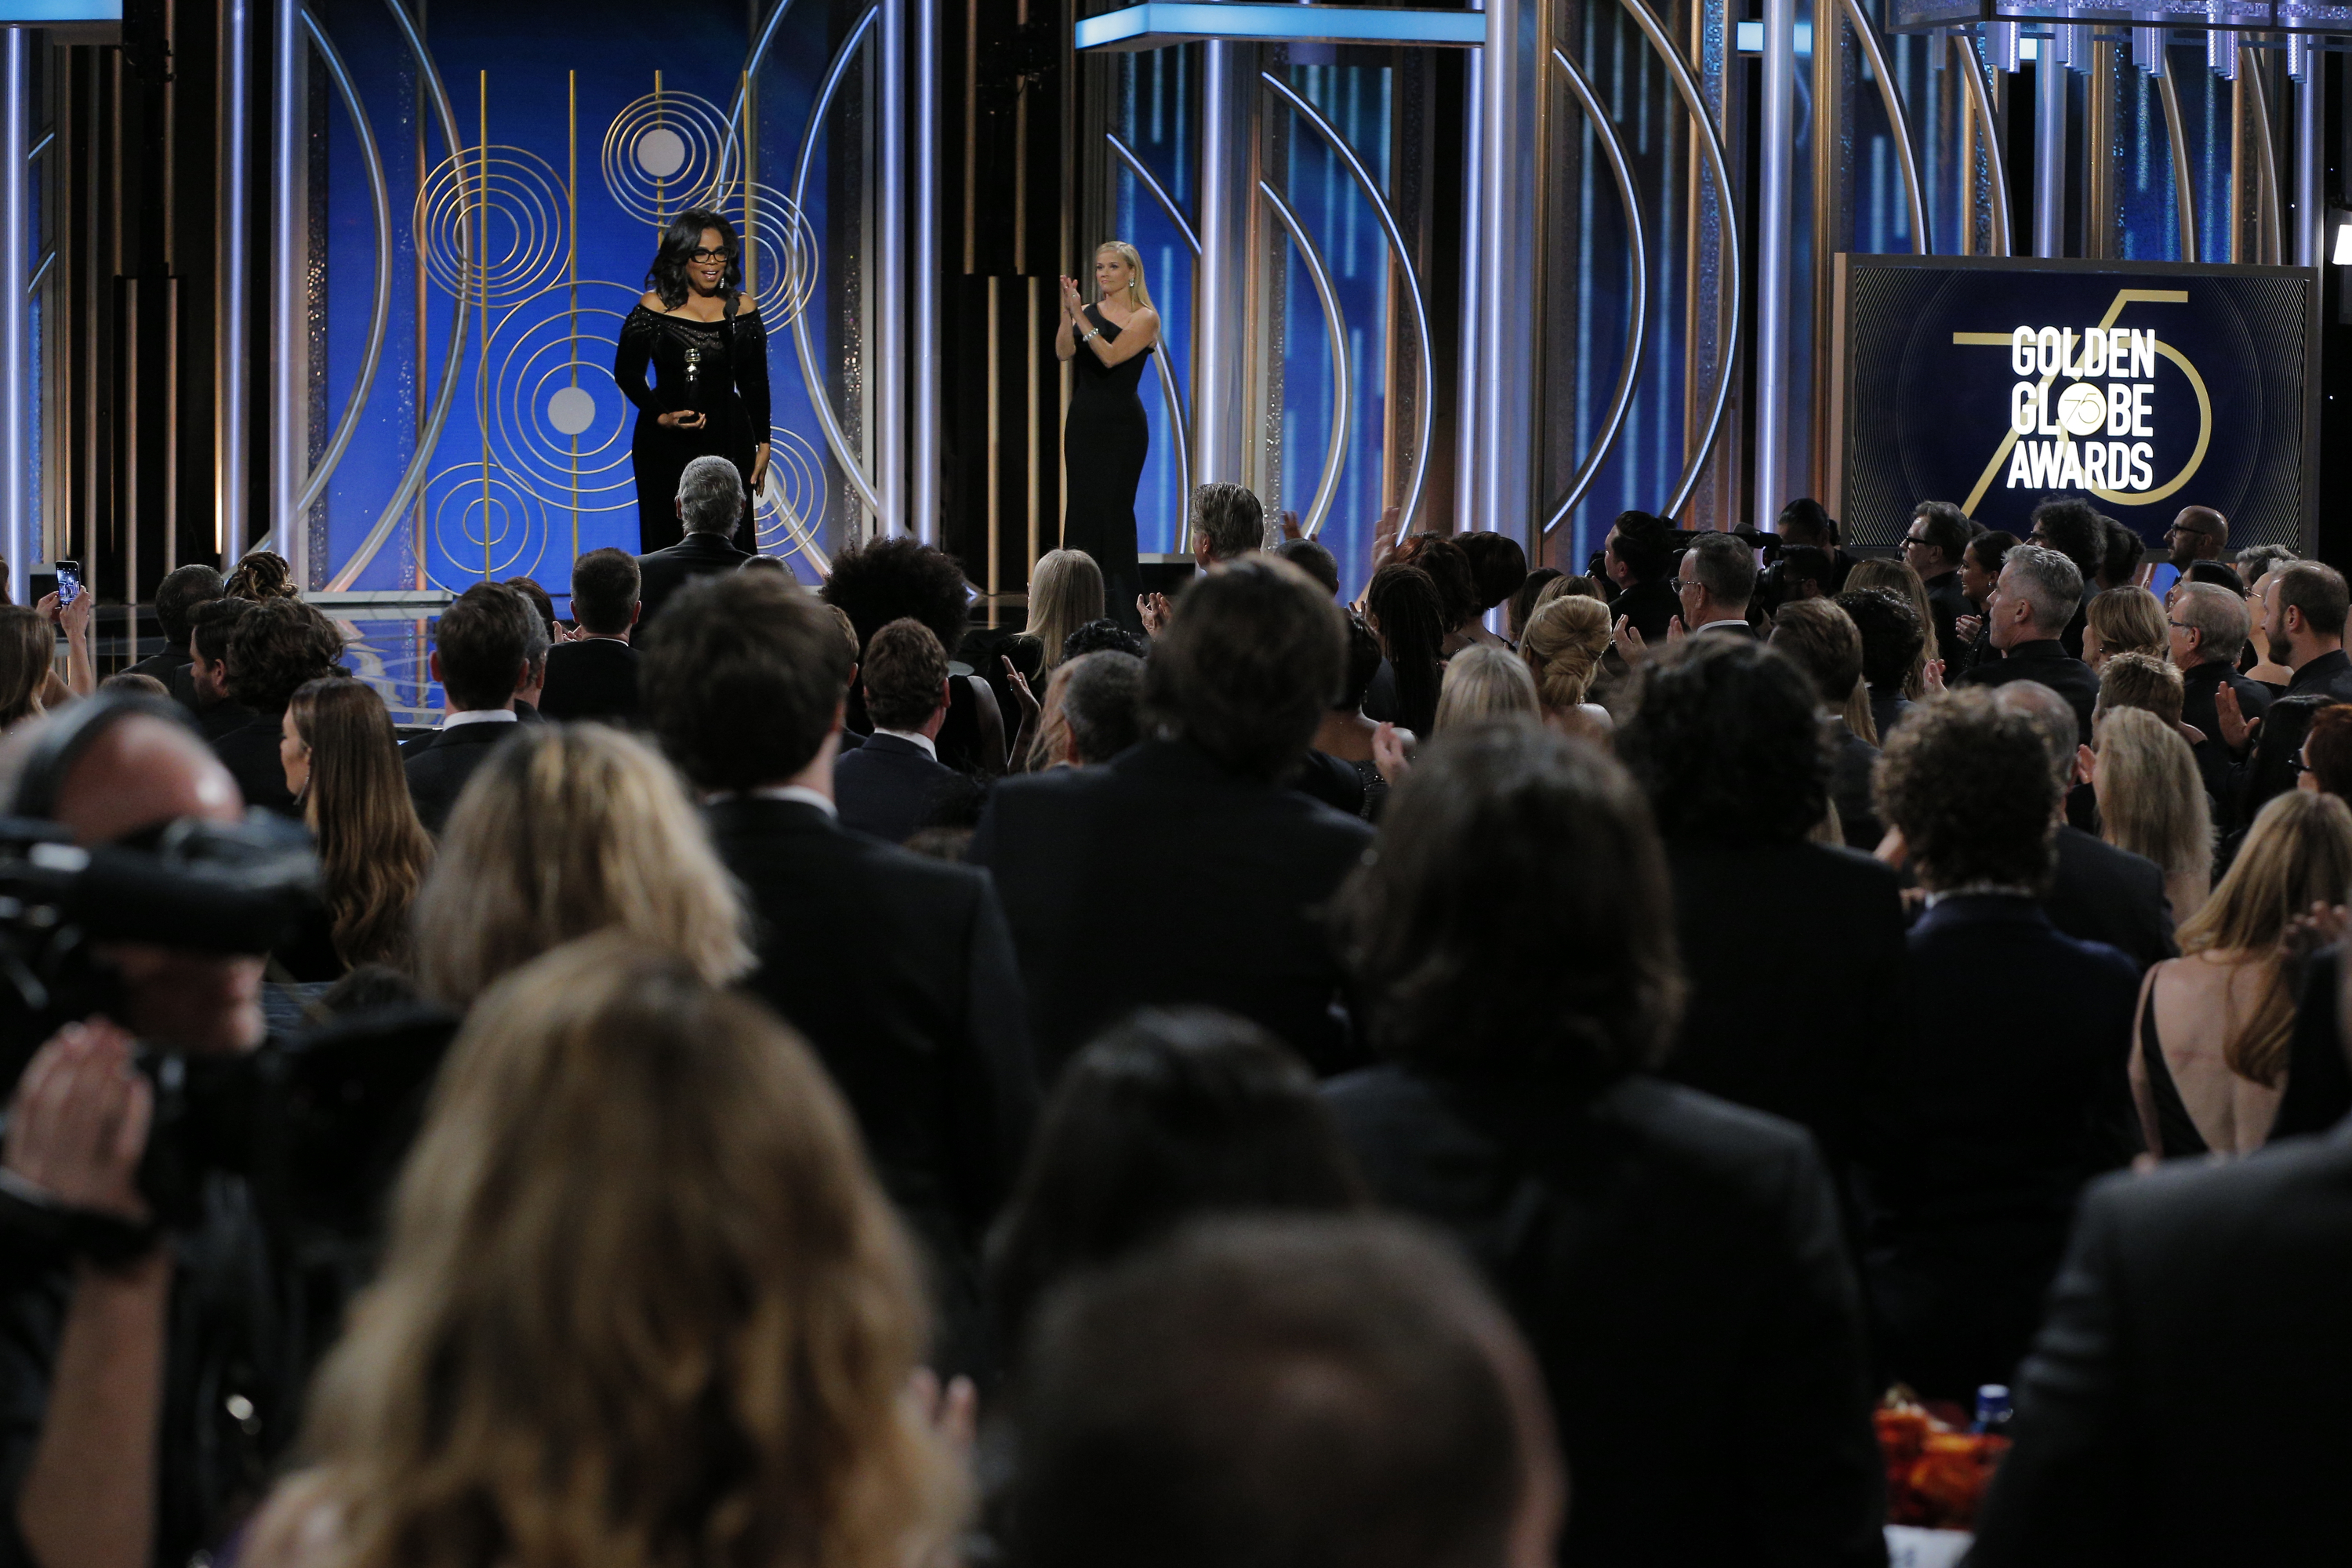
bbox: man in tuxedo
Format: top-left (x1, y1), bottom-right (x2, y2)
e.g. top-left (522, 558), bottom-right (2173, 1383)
top-left (210, 597), bottom-right (347, 817)
top-left (2168, 583), bottom-right (2271, 821)
top-left (833, 616), bottom-right (963, 843)
top-left (1970, 943), bottom-right (2352, 1566)
top-left (1055, 649), bottom-right (1146, 765)
top-left (2161, 504), bottom-right (2228, 572)
top-left (2024, 499), bottom-right (2106, 659)
top-left (125, 564), bottom-right (223, 693)
top-left (636, 455), bottom-right (752, 626)
top-left (1900, 501), bottom-right (1974, 666)
top-left (401, 583), bottom-right (533, 833)
top-left (1995, 681), bottom-right (2177, 971)
top-left (1601, 512), bottom-right (1681, 644)
top-left (1673, 530), bottom-right (1758, 638)
top-left (641, 570), bottom-right (1034, 1373)
top-left (971, 556), bottom-right (1374, 1076)
top-left (179, 598), bottom-right (256, 742)
top-left (537, 547), bottom-right (641, 724)
top-left (1191, 481), bottom-right (1266, 566)
top-left (1957, 544), bottom-right (2100, 740)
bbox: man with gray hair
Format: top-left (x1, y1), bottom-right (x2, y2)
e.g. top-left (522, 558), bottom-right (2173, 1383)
top-left (1191, 481), bottom-right (1265, 567)
top-left (1957, 543), bottom-right (2100, 740)
top-left (1992, 681), bottom-right (2177, 971)
top-left (636, 452), bottom-right (752, 626)
top-left (1674, 530), bottom-right (1758, 636)
top-left (1057, 649), bottom-right (1146, 764)
top-left (2167, 581), bottom-right (2272, 816)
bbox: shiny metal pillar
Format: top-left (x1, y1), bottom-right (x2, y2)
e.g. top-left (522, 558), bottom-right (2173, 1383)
top-left (2034, 50), bottom-right (2066, 256)
top-left (912, 0), bottom-right (938, 542)
top-left (1461, 0), bottom-right (1540, 543)
top-left (269, 0), bottom-right (305, 577)
top-left (219, 0), bottom-right (252, 561)
top-left (1752, 0), bottom-right (1794, 530)
top-left (1, 31), bottom-right (27, 607)
top-left (877, 0), bottom-right (908, 535)
top-left (2293, 56), bottom-right (2321, 267)
top-left (1192, 42), bottom-right (1255, 492)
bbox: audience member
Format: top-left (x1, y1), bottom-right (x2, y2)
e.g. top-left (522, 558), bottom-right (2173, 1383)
top-left (1900, 499), bottom-right (1974, 663)
top-left (125, 563), bottom-right (224, 689)
top-left (216, 597), bottom-right (348, 816)
top-left (274, 676), bottom-right (434, 978)
top-left (1013, 1215), bottom-right (1562, 1568)
top-left (502, 574), bottom-right (559, 641)
top-left (223, 547), bottom-right (296, 601)
top-left (1951, 527), bottom-right (2019, 670)
top-left (2256, 561), bottom-right (2352, 701)
top-left (1619, 637), bottom-right (1906, 1172)
top-left (1393, 534), bottom-right (1485, 651)
top-left (1272, 535), bottom-right (1341, 598)
top-left (1433, 644), bottom-right (1541, 731)
top-left (1861, 689), bottom-right (2140, 1399)
top-left (1957, 544), bottom-right (2100, 739)
top-left (1844, 559), bottom-right (1936, 699)
top-left (245, 937), bottom-right (962, 1568)
top-left (181, 597), bottom-right (258, 740)
top-left (1835, 586), bottom-right (1922, 742)
top-left (2097, 517), bottom-right (2147, 591)
top-left (1769, 597), bottom-right (1883, 848)
top-left (2218, 694), bottom-right (2336, 865)
top-left (98, 671), bottom-right (169, 699)
top-left (1672, 530), bottom-right (1758, 638)
top-left (536, 546), bottom-right (641, 724)
top-left (641, 570), bottom-right (1036, 1369)
top-left (1061, 615), bottom-right (1149, 662)
top-left (2163, 504), bottom-right (2229, 570)
top-left (1971, 916), bottom-right (2352, 1566)
top-left (1772, 545), bottom-right (1837, 606)
top-left (2093, 650), bottom-right (2184, 731)
top-left (2167, 581), bottom-right (2271, 816)
top-left (1190, 481), bottom-right (1265, 567)
top-left (2182, 559), bottom-right (2245, 601)
top-left (824, 536), bottom-right (1005, 773)
top-left (1518, 593), bottom-right (1613, 739)
top-left (2090, 706), bottom-right (2211, 925)
top-left (1054, 648), bottom-right (1145, 764)
top-left (0, 606), bottom-right (52, 731)
top-left (2301, 702), bottom-right (2352, 797)
top-left (1601, 511), bottom-right (1680, 644)
top-left (29, 583), bottom-right (93, 706)
top-left (410, 722), bottom-right (752, 1008)
top-left (1310, 614), bottom-right (1388, 818)
top-left (2239, 565), bottom-right (2298, 687)
top-left (1363, 562), bottom-right (1446, 738)
top-left (401, 583), bottom-right (533, 833)
top-left (972, 557), bottom-right (1372, 1075)
top-left (2024, 497), bottom-right (2106, 656)
top-left (1777, 496), bottom-right (1856, 590)
top-left (1019, 548), bottom-right (1106, 679)
top-left (837, 617), bottom-right (966, 844)
top-left (985, 1008), bottom-right (1366, 1361)
top-left (2082, 585), bottom-right (2165, 670)
top-left (2127, 789), bottom-right (2352, 1160)
top-left (1324, 722), bottom-right (1885, 1567)
top-left (1458, 532), bottom-right (1530, 629)
top-left (636, 456), bottom-right (753, 625)
top-left (2233, 541), bottom-right (2295, 593)
top-left (1506, 565), bottom-right (1564, 641)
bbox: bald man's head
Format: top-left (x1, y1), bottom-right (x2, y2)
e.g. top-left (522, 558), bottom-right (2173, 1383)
top-left (2169, 506), bottom-right (2227, 568)
top-left (49, 714), bottom-right (243, 845)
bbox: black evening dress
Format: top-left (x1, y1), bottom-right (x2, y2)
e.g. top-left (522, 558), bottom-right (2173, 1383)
top-left (614, 300), bottom-right (771, 554)
top-left (1062, 303), bottom-right (1150, 626)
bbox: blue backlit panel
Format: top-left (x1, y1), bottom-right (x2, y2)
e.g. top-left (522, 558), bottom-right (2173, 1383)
top-left (0, 1), bottom-right (120, 17)
top-left (1076, 3), bottom-right (1483, 52)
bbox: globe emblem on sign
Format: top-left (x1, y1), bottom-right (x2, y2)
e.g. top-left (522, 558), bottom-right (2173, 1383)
top-left (635, 128), bottom-right (688, 179)
top-left (546, 386), bottom-right (597, 437)
top-left (2057, 382), bottom-right (2107, 437)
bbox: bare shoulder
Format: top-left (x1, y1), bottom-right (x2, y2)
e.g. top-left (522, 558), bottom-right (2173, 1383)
top-left (637, 290), bottom-right (666, 311)
top-left (736, 291), bottom-right (760, 314)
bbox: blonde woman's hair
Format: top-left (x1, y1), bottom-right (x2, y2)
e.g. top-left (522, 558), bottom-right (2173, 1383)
top-left (412, 724), bottom-right (752, 1007)
top-left (257, 935), bottom-right (961, 1568)
top-left (1022, 549), bottom-right (1106, 674)
top-left (1533, 574), bottom-right (1604, 613)
top-left (1519, 594), bottom-right (1612, 711)
top-left (2093, 706), bottom-right (2212, 923)
top-left (2174, 790), bottom-right (2352, 1086)
top-left (0, 607), bottom-right (51, 729)
top-left (1094, 241), bottom-right (1154, 312)
top-left (1844, 558), bottom-right (1936, 699)
top-left (1432, 644), bottom-right (1540, 732)
top-left (2085, 585), bottom-right (2168, 661)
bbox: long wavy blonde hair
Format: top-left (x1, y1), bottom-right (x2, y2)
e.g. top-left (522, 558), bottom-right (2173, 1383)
top-left (251, 935), bottom-right (962, 1568)
top-left (1094, 241), bottom-right (1154, 312)
top-left (1022, 549), bottom-right (1105, 674)
top-left (2093, 706), bottom-right (2212, 923)
top-left (411, 724), bottom-right (752, 1007)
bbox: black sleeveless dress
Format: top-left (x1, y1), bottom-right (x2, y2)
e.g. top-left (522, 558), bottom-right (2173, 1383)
top-left (1062, 303), bottom-right (1150, 626)
top-left (614, 301), bottom-right (771, 554)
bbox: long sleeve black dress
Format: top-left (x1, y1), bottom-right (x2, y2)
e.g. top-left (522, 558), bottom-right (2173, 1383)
top-left (1061, 303), bottom-right (1150, 625)
top-left (613, 300), bottom-right (771, 553)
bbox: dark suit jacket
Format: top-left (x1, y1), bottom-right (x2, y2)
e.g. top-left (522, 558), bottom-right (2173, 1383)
top-left (706, 795), bottom-right (1035, 1368)
top-left (2180, 658), bottom-right (2273, 827)
top-left (537, 637), bottom-right (639, 724)
top-left (1867, 684), bottom-right (1910, 747)
top-left (2285, 647), bottom-right (2352, 702)
top-left (1664, 840), bottom-right (1907, 1181)
top-left (1922, 568), bottom-right (1970, 666)
top-left (1970, 1123), bottom-right (2352, 1566)
top-left (636, 532), bottom-right (751, 626)
top-left (1323, 1067), bottom-right (1886, 1568)
top-left (1612, 577), bottom-right (1682, 644)
top-left (2045, 826), bottom-right (2176, 972)
top-left (401, 719), bottom-right (523, 833)
top-left (1857, 895), bottom-right (2141, 1399)
top-left (193, 697), bottom-right (256, 744)
top-left (123, 648), bottom-right (192, 690)
top-left (833, 731), bottom-right (962, 844)
top-left (2271, 949), bottom-right (2351, 1141)
top-left (211, 710), bottom-right (298, 817)
top-left (969, 739), bottom-right (1375, 1076)
top-left (1955, 639), bottom-right (2100, 741)
top-left (1826, 721), bottom-right (1882, 851)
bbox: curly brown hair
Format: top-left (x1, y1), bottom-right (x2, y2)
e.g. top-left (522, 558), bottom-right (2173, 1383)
top-left (1873, 689), bottom-right (2056, 891)
top-left (224, 548), bottom-right (298, 601)
top-left (227, 597), bottom-right (347, 713)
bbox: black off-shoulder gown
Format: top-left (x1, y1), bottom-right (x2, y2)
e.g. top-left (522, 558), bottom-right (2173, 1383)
top-left (1062, 304), bottom-right (1151, 625)
top-left (614, 301), bottom-right (771, 554)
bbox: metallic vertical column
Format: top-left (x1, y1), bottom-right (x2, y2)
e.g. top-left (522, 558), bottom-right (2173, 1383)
top-left (269, 0), bottom-right (304, 577)
top-left (911, 0), bottom-right (938, 543)
top-left (0, 30), bottom-right (24, 608)
top-left (2033, 43), bottom-right (2066, 256)
top-left (220, 0), bottom-right (251, 561)
top-left (2293, 49), bottom-right (2320, 267)
top-left (1752, 0), bottom-right (1795, 530)
top-left (1453, 44), bottom-right (1482, 535)
top-left (1193, 42), bottom-right (1254, 494)
top-left (1468, 0), bottom-right (1538, 543)
top-left (877, 0), bottom-right (907, 535)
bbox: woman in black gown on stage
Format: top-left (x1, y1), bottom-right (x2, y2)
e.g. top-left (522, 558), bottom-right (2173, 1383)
top-left (614, 209), bottom-right (771, 554)
top-left (1058, 242), bottom-right (1160, 624)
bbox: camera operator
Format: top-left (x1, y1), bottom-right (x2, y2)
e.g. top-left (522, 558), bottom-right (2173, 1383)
top-left (0, 700), bottom-right (276, 1568)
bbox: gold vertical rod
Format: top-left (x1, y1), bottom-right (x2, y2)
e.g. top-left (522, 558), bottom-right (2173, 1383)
top-left (568, 69), bottom-right (579, 565)
top-left (2230, 72), bottom-right (2243, 264)
top-left (987, 274), bottom-right (1000, 612)
top-left (2085, 41), bottom-right (2114, 258)
top-left (742, 71), bottom-right (757, 296)
top-left (1026, 278), bottom-right (1038, 586)
top-left (412, 1), bottom-right (428, 589)
top-left (1809, 0), bottom-right (1842, 499)
top-left (479, 70), bottom-right (490, 582)
top-left (654, 68), bottom-right (665, 228)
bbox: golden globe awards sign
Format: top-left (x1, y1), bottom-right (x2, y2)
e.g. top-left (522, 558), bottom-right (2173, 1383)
top-left (1831, 256), bottom-right (2318, 553)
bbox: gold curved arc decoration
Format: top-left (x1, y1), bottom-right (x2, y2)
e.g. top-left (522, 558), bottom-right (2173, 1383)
top-left (1952, 31), bottom-right (2011, 256)
top-left (1842, 0), bottom-right (1926, 254)
top-left (2086, 339), bottom-right (2210, 506)
top-left (1258, 177), bottom-right (1351, 540)
top-left (2157, 68), bottom-right (2198, 261)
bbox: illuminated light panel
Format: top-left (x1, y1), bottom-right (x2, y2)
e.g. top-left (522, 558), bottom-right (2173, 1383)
top-left (0, 0), bottom-right (121, 15)
top-left (1074, 2), bottom-right (1485, 51)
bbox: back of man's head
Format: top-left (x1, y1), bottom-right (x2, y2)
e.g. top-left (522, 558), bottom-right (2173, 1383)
top-left (1064, 616), bottom-right (1152, 662)
top-left (1911, 502), bottom-right (1970, 566)
top-left (1272, 536), bottom-right (1341, 598)
top-left (2028, 497), bottom-right (2107, 579)
top-left (862, 617), bottom-right (950, 731)
top-left (2100, 519), bottom-right (2146, 586)
top-left (2276, 561), bottom-right (2351, 643)
top-left (1767, 598), bottom-right (1863, 707)
top-left (571, 549), bottom-right (642, 636)
top-left (434, 583), bottom-right (531, 713)
top-left (189, 596), bottom-right (255, 670)
top-left (154, 564), bottom-right (226, 648)
top-left (2173, 582), bottom-right (2249, 666)
top-left (2095, 651), bottom-right (2184, 731)
top-left (1776, 497), bottom-right (1835, 548)
top-left (1145, 557), bottom-right (1346, 782)
top-left (677, 454), bottom-right (746, 535)
top-left (1991, 680), bottom-right (2081, 795)
top-left (1616, 637), bottom-right (1829, 849)
top-left (228, 597), bottom-right (348, 713)
top-left (642, 572), bottom-right (851, 791)
top-left (1877, 689), bottom-right (2058, 894)
top-left (1686, 531), bottom-right (1756, 610)
top-left (2185, 558), bottom-right (2245, 597)
top-left (2002, 544), bottom-right (2083, 636)
top-left (1192, 483), bottom-right (1266, 564)
top-left (1015, 1214), bottom-right (1556, 1568)
top-left (1062, 649), bottom-right (1147, 764)
top-left (1608, 513), bottom-right (1675, 583)
top-left (1457, 532), bottom-right (1530, 612)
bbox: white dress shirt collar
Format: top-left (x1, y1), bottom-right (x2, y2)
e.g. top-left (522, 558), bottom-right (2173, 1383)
top-left (871, 727), bottom-right (939, 761)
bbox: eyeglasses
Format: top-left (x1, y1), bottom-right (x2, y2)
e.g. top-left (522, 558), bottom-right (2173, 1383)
top-left (1901, 534), bottom-right (1931, 548)
top-left (2027, 528), bottom-right (2050, 543)
top-left (2167, 620), bottom-right (2196, 632)
top-left (687, 247), bottom-right (735, 263)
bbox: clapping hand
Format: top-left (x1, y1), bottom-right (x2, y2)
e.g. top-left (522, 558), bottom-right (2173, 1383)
top-left (1137, 591), bottom-right (1173, 637)
top-left (1058, 276), bottom-right (1084, 321)
top-left (1280, 509), bottom-right (1303, 542)
top-left (1001, 655), bottom-right (1039, 727)
top-left (2214, 683), bottom-right (2256, 753)
top-left (1955, 613), bottom-right (1982, 645)
top-left (1613, 615), bottom-right (1649, 662)
top-left (2282, 900), bottom-right (2351, 964)
top-left (1922, 658), bottom-right (1947, 695)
